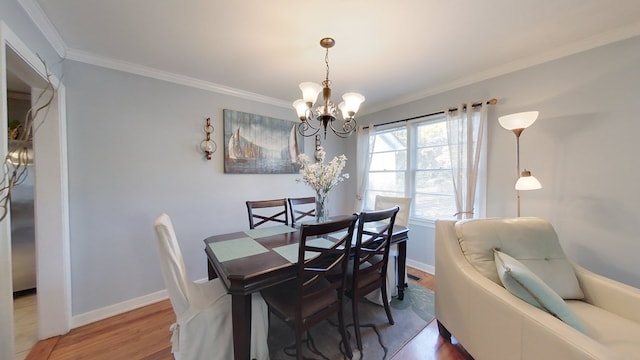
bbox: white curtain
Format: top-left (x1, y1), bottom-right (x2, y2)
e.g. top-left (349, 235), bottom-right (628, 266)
top-left (446, 102), bottom-right (488, 219)
top-left (354, 125), bottom-right (376, 212)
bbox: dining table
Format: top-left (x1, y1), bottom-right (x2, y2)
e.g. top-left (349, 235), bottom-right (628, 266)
top-left (203, 216), bottom-right (409, 360)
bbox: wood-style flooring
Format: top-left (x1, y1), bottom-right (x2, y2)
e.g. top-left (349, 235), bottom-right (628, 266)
top-left (26, 267), bottom-right (473, 359)
top-left (14, 290), bottom-right (38, 360)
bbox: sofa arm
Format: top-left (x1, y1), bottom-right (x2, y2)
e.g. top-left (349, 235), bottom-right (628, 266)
top-left (574, 263), bottom-right (640, 324)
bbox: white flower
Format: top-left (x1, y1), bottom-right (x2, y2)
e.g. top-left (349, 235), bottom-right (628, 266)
top-left (297, 152), bottom-right (349, 195)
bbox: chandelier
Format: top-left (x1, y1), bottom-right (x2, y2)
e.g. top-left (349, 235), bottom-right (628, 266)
top-left (293, 37), bottom-right (365, 138)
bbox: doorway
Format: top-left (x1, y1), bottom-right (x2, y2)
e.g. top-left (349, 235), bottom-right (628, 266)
top-left (1, 23), bottom-right (71, 360)
top-left (7, 87), bottom-right (37, 359)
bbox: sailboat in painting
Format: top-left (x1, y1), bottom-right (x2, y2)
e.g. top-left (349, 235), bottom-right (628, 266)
top-left (288, 125), bottom-right (300, 164)
top-left (227, 128), bottom-right (259, 161)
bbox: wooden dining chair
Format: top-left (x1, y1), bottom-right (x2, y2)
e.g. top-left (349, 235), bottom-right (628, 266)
top-left (287, 196), bottom-right (316, 225)
top-left (261, 215), bottom-right (358, 359)
top-left (347, 206), bottom-right (399, 351)
top-left (246, 198), bottom-right (289, 229)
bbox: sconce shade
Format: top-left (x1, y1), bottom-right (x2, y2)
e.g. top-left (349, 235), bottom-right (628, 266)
top-left (499, 111), bottom-right (539, 130)
top-left (515, 169), bottom-right (542, 190)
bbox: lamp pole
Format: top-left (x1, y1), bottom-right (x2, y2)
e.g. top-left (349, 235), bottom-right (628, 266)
top-left (513, 128), bottom-right (524, 217)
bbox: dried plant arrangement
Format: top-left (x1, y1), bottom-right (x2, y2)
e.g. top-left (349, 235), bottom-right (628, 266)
top-left (0, 58), bottom-right (56, 222)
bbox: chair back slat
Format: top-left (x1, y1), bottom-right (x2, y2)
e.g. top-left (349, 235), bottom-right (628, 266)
top-left (288, 197), bottom-right (316, 225)
top-left (246, 198), bottom-right (289, 229)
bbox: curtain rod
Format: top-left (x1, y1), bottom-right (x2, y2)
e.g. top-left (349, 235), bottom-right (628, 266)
top-left (363, 98), bottom-right (497, 129)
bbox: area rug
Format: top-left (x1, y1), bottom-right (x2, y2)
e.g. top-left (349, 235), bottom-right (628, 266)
top-left (267, 285), bottom-right (435, 360)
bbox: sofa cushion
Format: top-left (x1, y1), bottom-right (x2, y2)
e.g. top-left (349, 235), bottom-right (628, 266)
top-left (455, 217), bottom-right (584, 299)
top-left (567, 300), bottom-right (640, 360)
top-left (494, 250), bottom-right (588, 334)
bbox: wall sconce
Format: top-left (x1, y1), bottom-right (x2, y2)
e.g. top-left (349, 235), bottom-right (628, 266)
top-left (498, 111), bottom-right (542, 216)
top-left (199, 117), bottom-right (216, 160)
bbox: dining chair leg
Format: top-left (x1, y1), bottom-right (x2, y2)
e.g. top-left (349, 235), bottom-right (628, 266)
top-left (295, 328), bottom-right (304, 360)
top-left (381, 284), bottom-right (395, 325)
top-left (352, 294), bottom-right (363, 351)
top-left (338, 303), bottom-right (353, 358)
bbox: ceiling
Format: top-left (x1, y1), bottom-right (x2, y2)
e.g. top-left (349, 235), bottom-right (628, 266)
top-left (25, 1), bottom-right (640, 113)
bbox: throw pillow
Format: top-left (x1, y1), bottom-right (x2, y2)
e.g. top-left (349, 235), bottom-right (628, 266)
top-left (494, 249), bottom-right (588, 334)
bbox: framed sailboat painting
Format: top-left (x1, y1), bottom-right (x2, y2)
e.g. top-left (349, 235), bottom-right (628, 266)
top-left (223, 109), bottom-right (304, 174)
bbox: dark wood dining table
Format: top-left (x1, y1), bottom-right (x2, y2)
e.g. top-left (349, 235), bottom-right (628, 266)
top-left (203, 217), bottom-right (409, 360)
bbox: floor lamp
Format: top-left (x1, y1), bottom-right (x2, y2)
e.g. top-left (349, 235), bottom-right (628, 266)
top-left (498, 111), bottom-right (542, 216)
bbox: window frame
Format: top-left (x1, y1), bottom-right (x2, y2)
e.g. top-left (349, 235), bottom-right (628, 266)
top-left (363, 114), bottom-right (487, 224)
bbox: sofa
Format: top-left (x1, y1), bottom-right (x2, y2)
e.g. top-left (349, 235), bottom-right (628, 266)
top-left (435, 217), bottom-right (640, 360)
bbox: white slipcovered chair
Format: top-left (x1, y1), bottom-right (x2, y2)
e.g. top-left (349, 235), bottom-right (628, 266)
top-left (435, 217), bottom-right (640, 360)
top-left (365, 195), bottom-right (411, 305)
top-left (153, 214), bottom-right (270, 360)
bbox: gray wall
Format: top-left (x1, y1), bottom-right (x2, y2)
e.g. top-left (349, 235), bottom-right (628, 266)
top-left (63, 60), bottom-right (352, 314)
top-left (358, 35), bottom-right (640, 288)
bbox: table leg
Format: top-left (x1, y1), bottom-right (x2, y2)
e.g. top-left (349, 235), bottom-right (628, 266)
top-left (397, 241), bottom-right (407, 300)
top-left (207, 260), bottom-right (218, 280)
top-left (232, 293), bottom-right (252, 360)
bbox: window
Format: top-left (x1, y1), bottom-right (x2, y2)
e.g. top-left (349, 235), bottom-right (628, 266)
top-left (364, 115), bottom-right (460, 221)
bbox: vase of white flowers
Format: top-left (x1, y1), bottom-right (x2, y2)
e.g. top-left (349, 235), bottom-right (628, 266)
top-left (296, 147), bottom-right (349, 222)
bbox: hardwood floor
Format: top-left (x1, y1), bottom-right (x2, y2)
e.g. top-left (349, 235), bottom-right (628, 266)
top-left (28, 267), bottom-right (472, 359)
top-left (14, 290), bottom-right (38, 360)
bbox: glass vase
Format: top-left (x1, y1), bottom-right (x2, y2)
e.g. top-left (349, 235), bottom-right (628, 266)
top-left (315, 191), bottom-right (329, 222)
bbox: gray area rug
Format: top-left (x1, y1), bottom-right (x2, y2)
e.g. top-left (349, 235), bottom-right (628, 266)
top-left (267, 285), bottom-right (435, 360)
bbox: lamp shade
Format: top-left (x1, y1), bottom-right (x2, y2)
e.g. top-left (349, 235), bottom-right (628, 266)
top-left (292, 99), bottom-right (308, 119)
top-left (299, 82), bottom-right (322, 105)
top-left (341, 92), bottom-right (365, 116)
top-left (498, 111), bottom-right (539, 130)
top-left (515, 169), bottom-right (542, 190)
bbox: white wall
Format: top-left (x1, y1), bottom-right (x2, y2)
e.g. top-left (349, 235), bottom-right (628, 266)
top-left (358, 35), bottom-right (640, 288)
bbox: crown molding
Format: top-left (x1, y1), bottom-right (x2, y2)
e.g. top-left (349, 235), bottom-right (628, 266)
top-left (65, 48), bottom-right (291, 108)
top-left (17, 0), bottom-right (66, 58)
top-left (17, 0), bottom-right (290, 108)
top-left (363, 21), bottom-right (640, 115)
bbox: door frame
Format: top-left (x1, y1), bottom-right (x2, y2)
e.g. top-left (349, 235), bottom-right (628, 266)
top-left (0, 21), bottom-right (70, 359)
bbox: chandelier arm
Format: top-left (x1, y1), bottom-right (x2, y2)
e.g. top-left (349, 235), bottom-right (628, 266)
top-left (327, 118), bottom-right (357, 138)
top-left (297, 121), bottom-right (321, 138)
top-left (304, 108), bottom-right (319, 130)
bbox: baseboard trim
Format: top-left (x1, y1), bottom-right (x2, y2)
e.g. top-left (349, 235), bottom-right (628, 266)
top-left (407, 259), bottom-right (435, 275)
top-left (70, 278), bottom-right (211, 329)
top-left (71, 289), bottom-right (169, 329)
